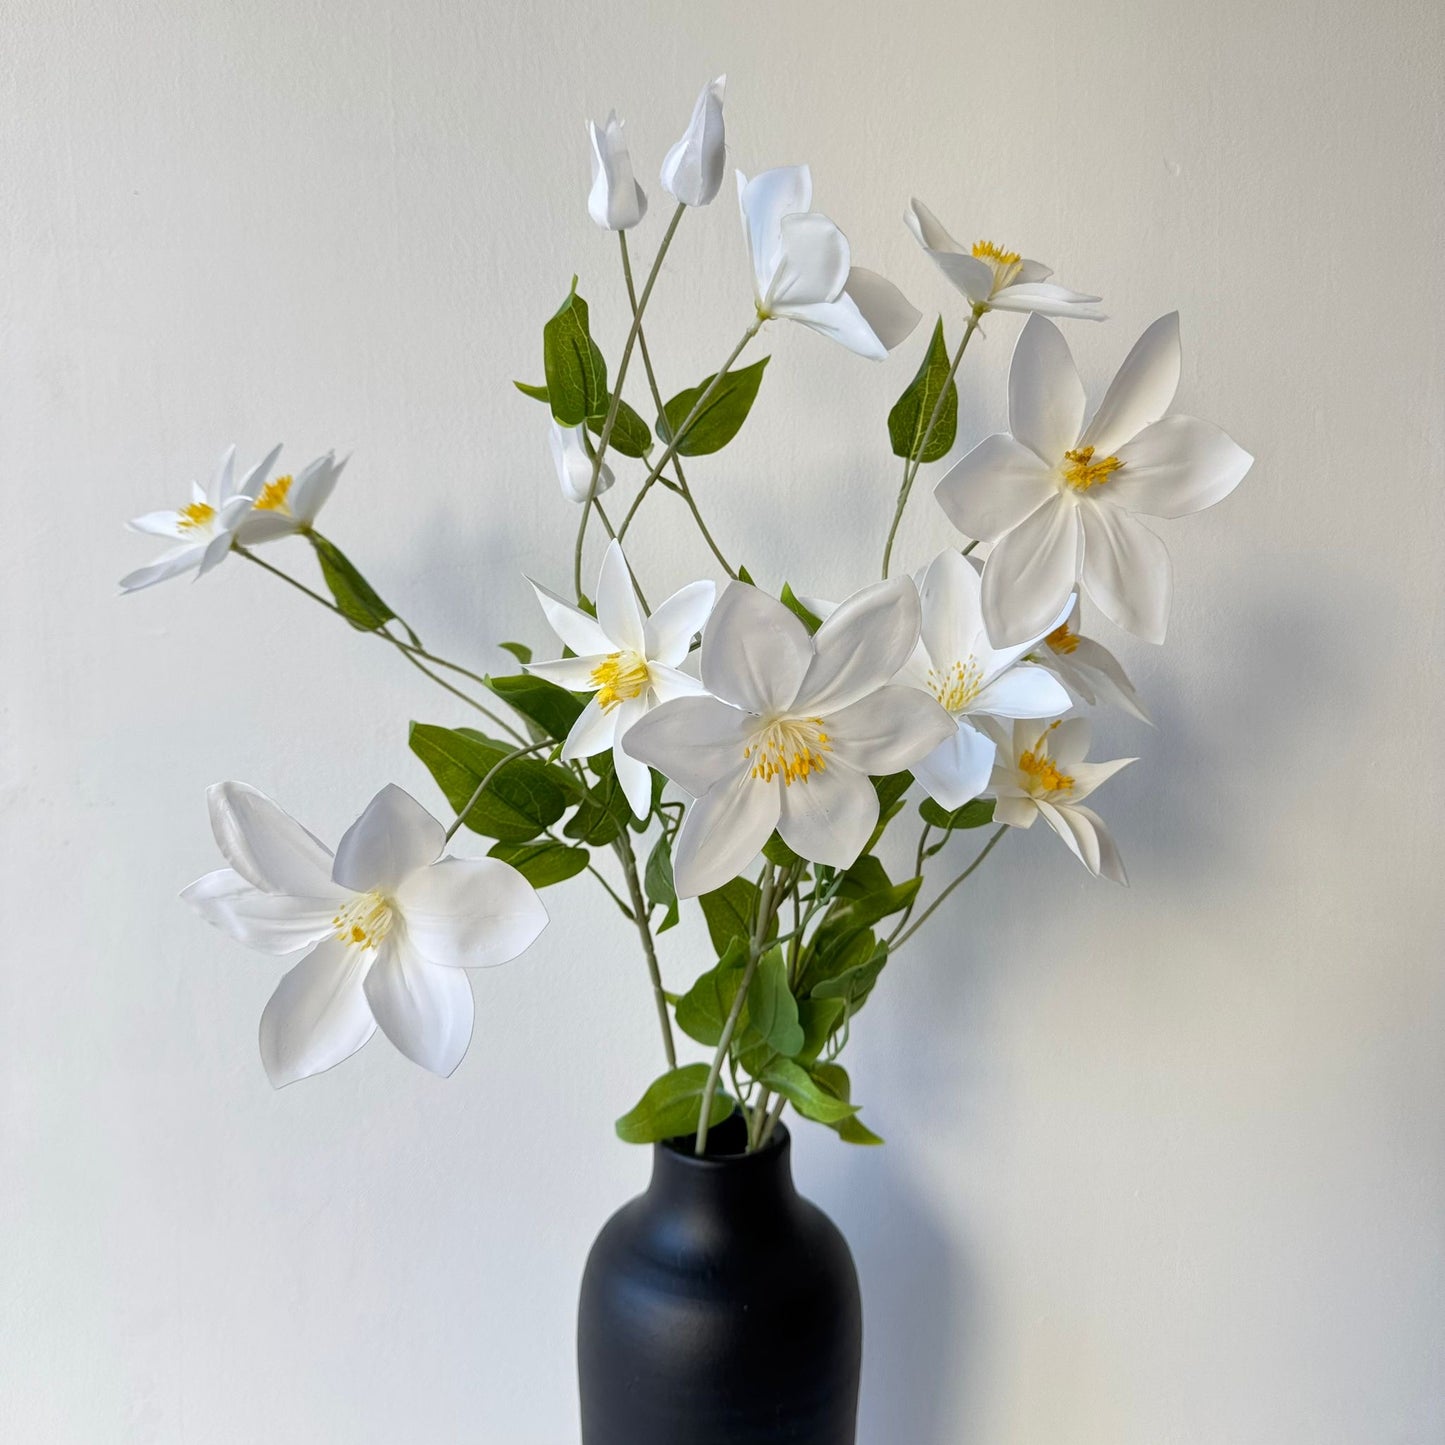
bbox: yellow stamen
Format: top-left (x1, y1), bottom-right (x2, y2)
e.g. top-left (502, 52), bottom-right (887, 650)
top-left (927, 657), bottom-right (986, 712)
top-left (972, 239), bottom-right (1024, 293)
top-left (254, 475), bottom-right (293, 513)
top-left (1018, 722), bottom-right (1073, 796)
top-left (1046, 622), bottom-right (1081, 655)
top-left (1061, 445), bottom-right (1122, 492)
top-left (743, 717), bottom-right (832, 786)
top-left (589, 651), bottom-right (652, 712)
top-left (332, 890), bottom-right (395, 950)
top-left (176, 501), bottom-right (216, 532)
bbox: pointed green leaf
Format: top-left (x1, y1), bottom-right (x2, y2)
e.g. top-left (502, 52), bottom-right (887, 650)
top-left (743, 946), bottom-right (804, 1058)
top-left (888, 318), bottom-right (958, 463)
top-left (761, 831), bottom-right (801, 868)
top-left (615, 1064), bottom-right (735, 1144)
top-left (310, 535), bottom-right (398, 634)
top-left (779, 583), bottom-right (822, 635)
top-left (513, 380), bottom-right (550, 403)
top-left (543, 280), bottom-right (608, 426)
top-left (408, 723), bottom-right (569, 842)
top-left (699, 876), bottom-right (761, 952)
top-left (485, 673), bottom-right (586, 742)
top-left (760, 1058), bottom-right (858, 1125)
top-left (498, 641), bottom-right (533, 666)
top-left (812, 1064), bottom-right (884, 1144)
top-left (644, 833), bottom-right (680, 934)
top-left (656, 356), bottom-right (770, 456)
top-left (796, 997), bottom-right (845, 1062)
top-left (588, 396), bottom-right (652, 458)
top-left (673, 939), bottom-right (748, 1047)
top-left (487, 839), bottom-right (589, 887)
top-left (919, 796), bottom-right (995, 830)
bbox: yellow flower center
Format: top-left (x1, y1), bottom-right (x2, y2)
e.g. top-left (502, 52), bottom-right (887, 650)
top-left (1061, 446), bottom-right (1122, 492)
top-left (1046, 622), bottom-right (1080, 655)
top-left (972, 239), bottom-right (1024, 294)
top-left (1018, 723), bottom-right (1073, 797)
top-left (744, 716), bottom-right (831, 786)
top-left (254, 474), bottom-right (294, 513)
top-left (177, 501), bottom-right (216, 532)
top-left (332, 890), bottom-right (395, 950)
top-left (927, 657), bottom-right (986, 712)
top-left (590, 651), bottom-right (652, 712)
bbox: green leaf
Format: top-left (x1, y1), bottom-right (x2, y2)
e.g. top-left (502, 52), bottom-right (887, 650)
top-left (872, 771), bottom-right (914, 815)
top-left (563, 771), bottom-right (632, 846)
top-left (742, 947), bottom-right (805, 1060)
top-left (673, 939), bottom-right (748, 1047)
top-left (644, 833), bottom-right (680, 934)
top-left (408, 723), bottom-right (568, 842)
top-left (487, 839), bottom-right (588, 887)
top-left (656, 356), bottom-right (770, 456)
top-left (779, 583), bottom-right (822, 635)
top-left (796, 924), bottom-right (879, 999)
top-left (812, 1064), bottom-right (884, 1144)
top-left (485, 673), bottom-right (586, 743)
top-left (615, 1064), bottom-right (734, 1145)
top-left (760, 1058), bottom-right (859, 1125)
top-left (699, 876), bottom-right (761, 952)
top-left (888, 317), bottom-right (958, 463)
top-left (588, 396), bottom-right (652, 458)
top-left (811, 939), bottom-right (889, 1014)
top-left (919, 796), bottom-right (996, 831)
top-left (513, 380), bottom-right (550, 404)
top-left (761, 831), bottom-right (801, 868)
top-left (310, 535), bottom-right (398, 633)
top-left (498, 641), bottom-right (532, 666)
top-left (543, 280), bottom-right (608, 427)
top-left (836, 854), bottom-right (892, 901)
top-left (810, 878), bottom-right (919, 962)
top-left (795, 997), bottom-right (845, 1062)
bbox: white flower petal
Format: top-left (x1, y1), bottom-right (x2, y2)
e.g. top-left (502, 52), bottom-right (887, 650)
top-left (823, 685), bottom-right (955, 775)
top-left (363, 940), bottom-right (475, 1076)
top-left (550, 421), bottom-right (616, 504)
top-left (234, 443), bottom-right (284, 501)
top-left (183, 869), bottom-right (338, 954)
top-left (1066, 756), bottom-right (1136, 803)
top-left (766, 211), bottom-right (851, 309)
top-left (195, 530), bottom-right (236, 577)
top-left (588, 112), bottom-right (647, 231)
top-left (1108, 415), bottom-right (1253, 519)
top-left (119, 544), bottom-right (206, 592)
top-left (672, 772), bottom-right (780, 898)
top-left (621, 696), bottom-right (753, 798)
top-left (612, 693), bottom-right (656, 819)
top-left (660, 75), bottom-right (726, 207)
top-left (738, 165), bottom-right (812, 298)
top-left (700, 582), bottom-right (812, 713)
top-left (1010, 314), bottom-right (1086, 464)
top-left (529, 577), bottom-right (614, 657)
top-left (980, 498), bottom-right (1083, 648)
top-left (644, 579), bottom-right (716, 666)
top-left (259, 939), bottom-right (376, 1088)
top-left (290, 452), bottom-right (345, 525)
top-left (903, 198), bottom-right (966, 256)
top-left (969, 666), bottom-right (1072, 719)
top-left (332, 785), bottom-right (445, 894)
top-left (395, 857), bottom-right (548, 968)
top-left (989, 283), bottom-right (1105, 321)
top-left (560, 694), bottom-right (620, 761)
top-left (934, 433), bottom-right (1059, 544)
top-left (1079, 312), bottom-right (1181, 456)
top-left (205, 781), bottom-right (338, 897)
top-left (771, 292), bottom-right (891, 359)
top-left (990, 791), bottom-right (1038, 829)
top-left (912, 724), bottom-right (997, 810)
top-left (647, 664), bottom-right (708, 703)
top-left (595, 540), bottom-right (645, 654)
top-left (1068, 635), bottom-right (1152, 723)
top-left (919, 548), bottom-right (986, 674)
top-left (127, 510), bottom-right (186, 538)
top-left (527, 654), bottom-right (606, 690)
top-left (1037, 801), bottom-right (1127, 883)
top-left (799, 577), bottom-right (922, 714)
top-left (1079, 500), bottom-right (1173, 643)
top-left (839, 267), bottom-right (921, 352)
top-left (1047, 716), bottom-right (1092, 767)
top-left (775, 762), bottom-right (877, 869)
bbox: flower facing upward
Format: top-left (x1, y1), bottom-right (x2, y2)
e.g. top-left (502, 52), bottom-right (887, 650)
top-left (738, 166), bottom-right (921, 359)
top-left (661, 76), bottom-right (727, 207)
top-left (904, 199), bottom-right (1105, 321)
top-left (234, 451), bottom-right (346, 543)
top-left (935, 312), bottom-right (1253, 646)
top-left (982, 716), bottom-right (1134, 882)
top-left (184, 782), bottom-right (548, 1084)
top-left (548, 421), bottom-right (617, 505)
top-left (527, 541), bottom-right (715, 819)
top-left (622, 578), bottom-right (954, 897)
top-left (587, 111), bottom-right (647, 230)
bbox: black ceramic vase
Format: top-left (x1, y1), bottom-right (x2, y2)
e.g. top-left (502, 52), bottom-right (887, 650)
top-left (577, 1115), bottom-right (862, 1445)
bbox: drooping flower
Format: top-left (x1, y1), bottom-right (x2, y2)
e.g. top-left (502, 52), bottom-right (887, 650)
top-left (121, 443), bottom-right (281, 592)
top-left (527, 541), bottom-right (715, 818)
top-left (738, 166), bottom-right (921, 359)
top-left (898, 550), bottom-right (1073, 809)
top-left (234, 451), bottom-right (346, 543)
top-left (1031, 599), bottom-right (1151, 724)
top-left (587, 111), bottom-right (647, 230)
top-left (904, 199), bottom-right (1105, 321)
top-left (549, 420), bottom-right (616, 504)
top-left (935, 313), bottom-right (1253, 646)
top-left (622, 578), bottom-right (954, 897)
top-left (981, 716), bottom-right (1134, 882)
top-left (184, 782), bottom-right (548, 1084)
top-left (661, 76), bottom-right (727, 207)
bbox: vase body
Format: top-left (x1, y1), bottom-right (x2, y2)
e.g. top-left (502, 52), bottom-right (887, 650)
top-left (577, 1116), bottom-right (862, 1444)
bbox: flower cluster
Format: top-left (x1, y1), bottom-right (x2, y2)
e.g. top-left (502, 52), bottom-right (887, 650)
top-left (124, 78), bottom-right (1250, 1153)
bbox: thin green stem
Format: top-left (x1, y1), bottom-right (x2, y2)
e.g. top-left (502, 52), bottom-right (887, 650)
top-left (443, 739), bottom-right (552, 843)
top-left (758, 1092), bottom-right (788, 1149)
top-left (614, 832), bottom-right (677, 1069)
top-left (891, 825), bottom-right (1008, 948)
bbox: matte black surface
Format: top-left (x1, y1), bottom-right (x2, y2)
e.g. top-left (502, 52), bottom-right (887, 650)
top-left (578, 1117), bottom-right (862, 1444)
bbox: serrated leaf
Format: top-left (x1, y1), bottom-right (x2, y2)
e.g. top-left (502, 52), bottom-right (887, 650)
top-left (486, 673), bottom-right (586, 742)
top-left (888, 317), bottom-right (958, 463)
top-left (760, 1058), bottom-right (859, 1125)
top-left (487, 839), bottom-right (588, 887)
top-left (409, 723), bottom-right (568, 842)
top-left (780, 583), bottom-right (822, 634)
top-left (615, 1064), bottom-right (734, 1145)
top-left (310, 535), bottom-right (398, 633)
top-left (657, 356), bottom-right (770, 456)
top-left (673, 939), bottom-right (748, 1047)
top-left (588, 396), bottom-right (652, 458)
top-left (543, 281), bottom-right (608, 427)
top-left (919, 796), bottom-right (996, 831)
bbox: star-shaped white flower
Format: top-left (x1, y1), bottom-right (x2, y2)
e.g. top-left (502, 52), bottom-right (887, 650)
top-left (905, 199), bottom-right (1105, 321)
top-left (184, 782), bottom-right (548, 1084)
top-left (661, 76), bottom-right (727, 207)
top-left (588, 110), bottom-right (647, 231)
top-left (121, 443), bottom-right (281, 592)
top-left (622, 578), bottom-right (954, 897)
top-left (527, 541), bottom-right (716, 819)
top-left (548, 420), bottom-right (616, 505)
top-left (1032, 599), bottom-right (1151, 724)
top-left (234, 451), bottom-right (346, 543)
top-left (981, 716), bottom-right (1134, 882)
top-left (738, 165), bottom-right (920, 359)
top-left (935, 312), bottom-right (1253, 646)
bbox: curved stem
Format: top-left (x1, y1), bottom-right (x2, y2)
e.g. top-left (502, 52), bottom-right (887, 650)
top-left (891, 825), bottom-right (1008, 948)
top-left (444, 739), bottom-right (553, 843)
top-left (614, 832), bottom-right (677, 1069)
top-left (758, 1092), bottom-right (788, 1149)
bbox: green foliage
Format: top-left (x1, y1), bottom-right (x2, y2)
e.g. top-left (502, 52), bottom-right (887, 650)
top-left (673, 940), bottom-right (748, 1047)
top-left (562, 768), bottom-right (632, 846)
top-left (487, 839), bottom-right (589, 887)
top-left (513, 379), bottom-right (550, 403)
top-left (542, 280), bottom-right (607, 426)
top-left (699, 876), bottom-right (765, 952)
top-left (919, 796), bottom-right (995, 831)
top-left (759, 1058), bottom-right (859, 1124)
top-left (615, 1064), bottom-right (734, 1144)
top-left (811, 1064), bottom-right (884, 1144)
top-left (485, 673), bottom-right (586, 743)
top-left (736, 947), bottom-right (805, 1072)
top-left (656, 357), bottom-right (770, 455)
top-left (779, 582), bottom-right (822, 634)
top-left (761, 831), bottom-right (801, 868)
top-left (497, 641), bottom-right (532, 666)
top-left (888, 318), bottom-right (958, 463)
top-left (310, 535), bottom-right (399, 634)
top-left (587, 397), bottom-right (652, 458)
top-left (794, 998), bottom-right (844, 1063)
top-left (644, 833), bottom-right (680, 933)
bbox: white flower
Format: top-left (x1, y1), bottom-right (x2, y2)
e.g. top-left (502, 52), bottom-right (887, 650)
top-left (904, 199), bottom-right (1105, 321)
top-left (935, 313), bottom-right (1253, 646)
top-left (527, 541), bottom-right (715, 819)
top-left (1031, 599), bottom-right (1151, 724)
top-left (549, 420), bottom-right (616, 504)
top-left (899, 550), bottom-right (1073, 809)
top-left (661, 76), bottom-right (727, 207)
top-left (234, 450), bottom-right (346, 543)
top-left (184, 782), bottom-right (548, 1084)
top-left (588, 110), bottom-right (647, 230)
top-left (982, 717), bottom-right (1134, 883)
top-left (738, 166), bottom-right (921, 359)
top-left (622, 578), bottom-right (954, 897)
top-left (121, 443), bottom-right (281, 592)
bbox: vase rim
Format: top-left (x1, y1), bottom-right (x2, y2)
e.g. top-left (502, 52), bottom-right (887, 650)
top-left (656, 1117), bottom-right (789, 1168)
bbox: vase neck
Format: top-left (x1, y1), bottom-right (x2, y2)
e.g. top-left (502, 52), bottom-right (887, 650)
top-left (646, 1119), bottom-right (798, 1226)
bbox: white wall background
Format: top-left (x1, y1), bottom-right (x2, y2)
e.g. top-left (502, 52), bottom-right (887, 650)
top-left (3, 1), bottom-right (1442, 1441)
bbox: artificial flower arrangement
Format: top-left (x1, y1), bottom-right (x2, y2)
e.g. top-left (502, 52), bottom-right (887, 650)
top-left (123, 76), bottom-right (1250, 1162)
